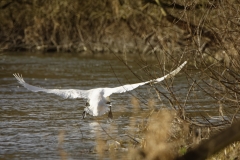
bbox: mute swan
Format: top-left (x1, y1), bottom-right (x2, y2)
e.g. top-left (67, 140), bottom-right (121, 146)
top-left (13, 61), bottom-right (187, 119)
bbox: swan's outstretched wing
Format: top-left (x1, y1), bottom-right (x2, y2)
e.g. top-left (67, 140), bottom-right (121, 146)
top-left (103, 61), bottom-right (187, 97)
top-left (13, 73), bottom-right (89, 99)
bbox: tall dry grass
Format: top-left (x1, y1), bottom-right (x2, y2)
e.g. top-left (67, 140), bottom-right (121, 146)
top-left (0, 0), bottom-right (166, 53)
top-left (2, 0), bottom-right (239, 59)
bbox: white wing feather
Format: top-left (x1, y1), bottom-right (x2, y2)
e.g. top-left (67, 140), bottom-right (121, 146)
top-left (103, 61), bottom-right (187, 97)
top-left (13, 73), bottom-right (89, 99)
top-left (13, 61), bottom-right (186, 100)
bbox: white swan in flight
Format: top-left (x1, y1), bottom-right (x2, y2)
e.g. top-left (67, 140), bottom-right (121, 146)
top-left (13, 61), bottom-right (187, 119)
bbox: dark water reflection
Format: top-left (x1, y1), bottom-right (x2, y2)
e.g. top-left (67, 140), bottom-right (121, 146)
top-left (0, 54), bottom-right (215, 159)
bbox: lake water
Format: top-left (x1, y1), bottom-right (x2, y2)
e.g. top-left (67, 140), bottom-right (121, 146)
top-left (0, 53), bottom-right (218, 159)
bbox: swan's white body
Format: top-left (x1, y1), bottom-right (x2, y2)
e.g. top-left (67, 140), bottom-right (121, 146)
top-left (13, 61), bottom-right (187, 117)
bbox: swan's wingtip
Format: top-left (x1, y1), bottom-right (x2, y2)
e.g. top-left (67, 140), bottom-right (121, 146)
top-left (13, 73), bottom-right (18, 78)
top-left (13, 73), bottom-right (23, 78)
top-left (179, 61), bottom-right (187, 68)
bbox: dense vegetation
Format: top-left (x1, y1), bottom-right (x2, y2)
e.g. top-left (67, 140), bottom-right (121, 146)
top-left (1, 0), bottom-right (240, 159)
top-left (0, 1), bottom-right (238, 60)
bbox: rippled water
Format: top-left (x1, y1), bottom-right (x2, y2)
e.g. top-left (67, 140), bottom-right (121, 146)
top-left (0, 53), bottom-right (208, 159)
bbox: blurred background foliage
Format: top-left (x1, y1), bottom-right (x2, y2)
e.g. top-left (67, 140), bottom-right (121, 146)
top-left (1, 0), bottom-right (239, 63)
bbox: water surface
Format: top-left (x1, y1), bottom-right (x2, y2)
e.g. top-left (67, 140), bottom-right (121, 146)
top-left (0, 54), bottom-right (212, 159)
